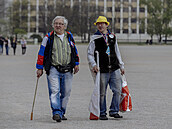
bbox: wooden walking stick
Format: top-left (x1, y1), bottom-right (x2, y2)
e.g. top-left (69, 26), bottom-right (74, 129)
top-left (30, 77), bottom-right (39, 120)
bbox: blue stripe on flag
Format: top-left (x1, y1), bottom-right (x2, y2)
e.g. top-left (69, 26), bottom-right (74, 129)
top-left (106, 46), bottom-right (110, 55)
top-left (38, 45), bottom-right (45, 56)
top-left (36, 64), bottom-right (43, 69)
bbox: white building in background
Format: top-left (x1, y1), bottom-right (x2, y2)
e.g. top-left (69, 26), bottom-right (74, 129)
top-left (0, 0), bottom-right (12, 36)
top-left (5, 0), bottom-right (164, 42)
top-left (69, 0), bottom-right (149, 42)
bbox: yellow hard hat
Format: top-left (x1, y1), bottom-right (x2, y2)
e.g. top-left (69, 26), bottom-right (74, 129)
top-left (94, 16), bottom-right (109, 26)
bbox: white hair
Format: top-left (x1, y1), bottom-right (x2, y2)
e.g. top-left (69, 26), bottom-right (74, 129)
top-left (52, 16), bottom-right (68, 29)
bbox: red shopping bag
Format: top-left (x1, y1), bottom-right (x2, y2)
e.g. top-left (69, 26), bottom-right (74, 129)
top-left (120, 75), bottom-right (132, 112)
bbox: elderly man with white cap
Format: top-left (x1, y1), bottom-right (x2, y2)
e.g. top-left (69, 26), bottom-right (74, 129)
top-left (87, 16), bottom-right (125, 120)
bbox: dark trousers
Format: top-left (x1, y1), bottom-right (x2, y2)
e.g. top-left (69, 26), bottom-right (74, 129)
top-left (5, 45), bottom-right (8, 55)
top-left (22, 47), bottom-right (26, 55)
top-left (13, 47), bottom-right (16, 55)
top-left (0, 44), bottom-right (3, 54)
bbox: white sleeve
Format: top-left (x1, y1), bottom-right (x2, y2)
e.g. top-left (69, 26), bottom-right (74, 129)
top-left (115, 38), bottom-right (124, 69)
top-left (87, 40), bottom-right (96, 68)
top-left (8, 39), bottom-right (11, 44)
top-left (41, 36), bottom-right (48, 47)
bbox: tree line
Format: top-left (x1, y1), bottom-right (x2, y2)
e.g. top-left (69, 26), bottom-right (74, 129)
top-left (9, 0), bottom-right (103, 42)
top-left (140, 0), bottom-right (172, 43)
top-left (1, 0), bottom-right (172, 43)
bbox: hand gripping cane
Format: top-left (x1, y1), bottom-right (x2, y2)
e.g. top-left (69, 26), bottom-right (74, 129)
top-left (30, 77), bottom-right (39, 120)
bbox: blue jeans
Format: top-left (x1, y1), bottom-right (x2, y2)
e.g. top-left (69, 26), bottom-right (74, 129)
top-left (100, 69), bottom-right (122, 116)
top-left (5, 45), bottom-right (8, 55)
top-left (0, 44), bottom-right (3, 54)
top-left (47, 66), bottom-right (73, 118)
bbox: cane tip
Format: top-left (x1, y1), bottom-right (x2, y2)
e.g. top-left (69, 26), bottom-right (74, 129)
top-left (30, 113), bottom-right (33, 120)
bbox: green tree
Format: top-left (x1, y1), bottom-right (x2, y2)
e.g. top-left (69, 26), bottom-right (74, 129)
top-left (162, 0), bottom-right (172, 44)
top-left (0, 19), bottom-right (7, 35)
top-left (147, 18), bottom-right (155, 41)
top-left (140, 0), bottom-right (172, 43)
top-left (38, 1), bottom-right (101, 42)
top-left (10, 0), bottom-right (28, 35)
top-left (14, 28), bottom-right (27, 39)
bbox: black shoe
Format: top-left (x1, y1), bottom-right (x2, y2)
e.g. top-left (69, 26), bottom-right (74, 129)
top-left (62, 115), bottom-right (67, 120)
top-left (109, 113), bottom-right (123, 118)
top-left (52, 114), bottom-right (61, 122)
top-left (99, 115), bottom-right (108, 120)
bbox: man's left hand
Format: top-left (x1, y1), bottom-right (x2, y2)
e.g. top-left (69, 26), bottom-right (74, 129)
top-left (120, 69), bottom-right (125, 75)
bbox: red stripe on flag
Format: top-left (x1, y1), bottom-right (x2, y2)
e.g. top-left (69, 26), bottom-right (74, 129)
top-left (89, 113), bottom-right (99, 120)
top-left (37, 55), bottom-right (44, 65)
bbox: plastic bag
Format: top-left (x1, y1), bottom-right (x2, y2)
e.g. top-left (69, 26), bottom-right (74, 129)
top-left (120, 75), bottom-right (132, 112)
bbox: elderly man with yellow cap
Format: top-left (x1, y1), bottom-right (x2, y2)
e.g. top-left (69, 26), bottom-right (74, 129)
top-left (87, 16), bottom-right (125, 120)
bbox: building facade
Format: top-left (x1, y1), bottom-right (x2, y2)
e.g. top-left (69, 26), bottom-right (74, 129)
top-left (11, 0), bottom-right (150, 42)
top-left (0, 0), bottom-right (11, 35)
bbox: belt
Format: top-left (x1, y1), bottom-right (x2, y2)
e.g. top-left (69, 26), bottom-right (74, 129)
top-left (52, 64), bottom-right (71, 73)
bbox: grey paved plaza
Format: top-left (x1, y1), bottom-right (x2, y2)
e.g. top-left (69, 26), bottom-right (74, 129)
top-left (0, 44), bottom-right (172, 129)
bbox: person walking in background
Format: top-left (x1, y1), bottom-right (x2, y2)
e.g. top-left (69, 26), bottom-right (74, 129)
top-left (20, 38), bottom-right (27, 55)
top-left (0, 36), bottom-right (5, 55)
top-left (4, 37), bottom-right (10, 55)
top-left (12, 37), bottom-right (17, 55)
top-left (36, 16), bottom-right (79, 122)
top-left (87, 16), bottom-right (125, 120)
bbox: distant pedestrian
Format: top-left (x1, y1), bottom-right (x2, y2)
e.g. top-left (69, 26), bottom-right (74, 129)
top-left (149, 39), bottom-right (153, 45)
top-left (4, 37), bottom-right (10, 55)
top-left (20, 38), bottom-right (27, 55)
top-left (12, 37), bottom-right (17, 55)
top-left (0, 35), bottom-right (5, 55)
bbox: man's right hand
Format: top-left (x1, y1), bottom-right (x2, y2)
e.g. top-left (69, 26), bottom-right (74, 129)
top-left (92, 65), bottom-right (99, 73)
top-left (37, 69), bottom-right (43, 78)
